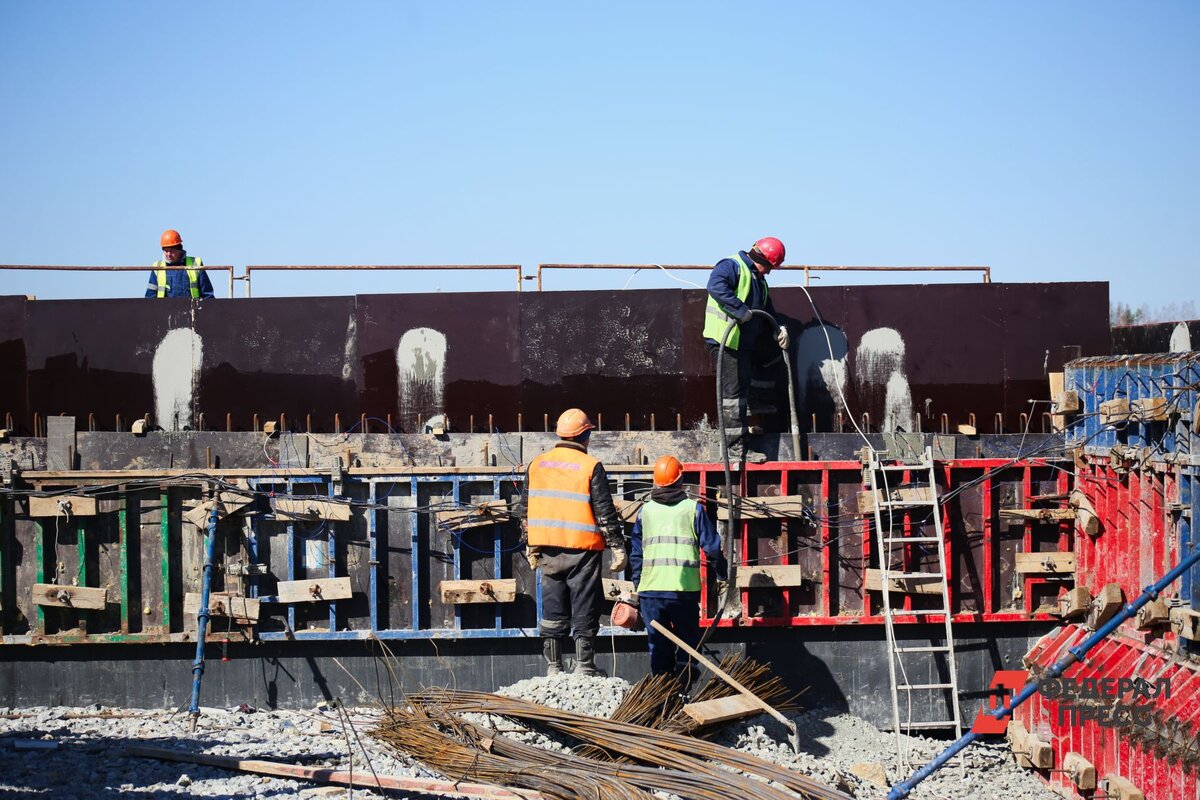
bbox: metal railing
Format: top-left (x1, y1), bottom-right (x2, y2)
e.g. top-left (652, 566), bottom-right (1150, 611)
top-left (0, 264), bottom-right (238, 297)
top-left (534, 263), bottom-right (991, 291)
top-left (241, 264), bottom-right (524, 296)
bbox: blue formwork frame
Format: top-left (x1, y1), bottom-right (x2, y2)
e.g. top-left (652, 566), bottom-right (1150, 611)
top-left (241, 471), bottom-right (649, 642)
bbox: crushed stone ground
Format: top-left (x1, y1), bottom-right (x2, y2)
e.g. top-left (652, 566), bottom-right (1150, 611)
top-left (0, 675), bottom-right (1057, 800)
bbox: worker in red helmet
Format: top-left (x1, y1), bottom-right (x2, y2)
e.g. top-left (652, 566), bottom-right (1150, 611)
top-left (519, 408), bottom-right (626, 677)
top-left (145, 229), bottom-right (214, 299)
top-left (702, 237), bottom-right (789, 463)
top-left (630, 455), bottom-right (726, 683)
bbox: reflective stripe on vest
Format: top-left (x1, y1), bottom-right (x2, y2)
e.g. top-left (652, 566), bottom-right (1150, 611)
top-left (636, 498), bottom-right (701, 593)
top-left (702, 252), bottom-right (767, 351)
top-left (526, 446), bottom-right (604, 550)
top-left (153, 257), bottom-right (203, 299)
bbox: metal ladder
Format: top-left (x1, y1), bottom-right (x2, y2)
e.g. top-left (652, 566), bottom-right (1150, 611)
top-left (868, 445), bottom-right (963, 767)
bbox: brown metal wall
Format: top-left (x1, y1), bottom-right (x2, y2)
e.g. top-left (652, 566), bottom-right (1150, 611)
top-left (0, 281), bottom-right (1109, 434)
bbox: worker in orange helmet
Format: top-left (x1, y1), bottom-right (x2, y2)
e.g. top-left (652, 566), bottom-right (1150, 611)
top-left (702, 236), bottom-right (788, 463)
top-left (630, 455), bottom-right (726, 684)
top-left (519, 408), bottom-right (626, 677)
top-left (145, 229), bottom-right (214, 299)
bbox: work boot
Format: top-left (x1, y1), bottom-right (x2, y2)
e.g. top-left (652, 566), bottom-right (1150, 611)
top-left (573, 636), bottom-right (607, 677)
top-left (542, 637), bottom-right (564, 676)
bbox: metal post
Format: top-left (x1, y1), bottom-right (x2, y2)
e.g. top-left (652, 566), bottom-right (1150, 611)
top-left (187, 502), bottom-right (221, 732)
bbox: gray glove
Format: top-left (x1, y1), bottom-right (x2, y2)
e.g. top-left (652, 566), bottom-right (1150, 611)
top-left (776, 325), bottom-right (789, 350)
top-left (609, 547), bottom-right (627, 573)
top-left (734, 306), bottom-right (754, 325)
top-left (525, 547), bottom-right (540, 571)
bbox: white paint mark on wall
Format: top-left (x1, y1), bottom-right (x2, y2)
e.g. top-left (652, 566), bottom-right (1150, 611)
top-left (1169, 322), bottom-right (1192, 353)
top-left (342, 313), bottom-right (357, 382)
top-left (152, 327), bottom-right (204, 431)
top-left (854, 327), bottom-right (915, 432)
top-left (397, 327), bottom-right (447, 432)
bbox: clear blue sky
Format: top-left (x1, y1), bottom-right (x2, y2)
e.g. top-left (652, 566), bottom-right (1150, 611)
top-left (1, 1), bottom-right (1196, 303)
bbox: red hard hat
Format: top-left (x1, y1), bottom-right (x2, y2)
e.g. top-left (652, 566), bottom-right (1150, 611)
top-left (555, 408), bottom-right (595, 438)
top-left (752, 236), bottom-right (785, 268)
top-left (653, 455), bottom-right (684, 487)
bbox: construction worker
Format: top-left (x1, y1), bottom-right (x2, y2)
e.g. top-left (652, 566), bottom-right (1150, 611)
top-left (521, 408), bottom-right (627, 677)
top-left (145, 229), bottom-right (214, 299)
top-left (630, 455), bottom-right (726, 682)
top-left (703, 236), bottom-right (789, 463)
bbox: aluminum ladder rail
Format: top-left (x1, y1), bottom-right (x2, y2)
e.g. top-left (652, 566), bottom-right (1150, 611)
top-left (869, 445), bottom-right (963, 767)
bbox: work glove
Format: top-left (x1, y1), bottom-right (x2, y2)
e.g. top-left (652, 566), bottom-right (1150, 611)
top-left (776, 325), bottom-right (790, 350)
top-left (734, 306), bottom-right (754, 325)
top-left (715, 578), bottom-right (731, 600)
top-left (609, 547), bottom-right (628, 573)
top-left (525, 548), bottom-right (540, 571)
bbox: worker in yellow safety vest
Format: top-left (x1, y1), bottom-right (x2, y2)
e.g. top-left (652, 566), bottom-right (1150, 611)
top-left (520, 408), bottom-right (627, 677)
top-left (145, 229), bottom-right (214, 299)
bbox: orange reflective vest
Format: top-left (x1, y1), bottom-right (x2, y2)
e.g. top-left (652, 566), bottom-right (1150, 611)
top-left (526, 445), bottom-right (605, 550)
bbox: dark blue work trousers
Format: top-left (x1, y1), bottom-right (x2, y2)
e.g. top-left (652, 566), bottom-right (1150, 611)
top-left (639, 593), bottom-right (701, 678)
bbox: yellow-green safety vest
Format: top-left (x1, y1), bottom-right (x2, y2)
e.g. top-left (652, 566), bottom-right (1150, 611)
top-left (153, 256), bottom-right (203, 298)
top-left (636, 498), bottom-right (701, 593)
top-left (702, 252), bottom-right (767, 351)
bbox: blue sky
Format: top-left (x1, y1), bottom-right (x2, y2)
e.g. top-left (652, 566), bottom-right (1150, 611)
top-left (1, 1), bottom-right (1196, 303)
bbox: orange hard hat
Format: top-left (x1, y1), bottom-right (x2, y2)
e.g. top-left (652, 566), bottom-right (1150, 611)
top-left (653, 455), bottom-right (684, 487)
top-left (611, 600), bottom-right (640, 630)
top-left (160, 229), bottom-right (183, 248)
top-left (555, 408), bottom-right (595, 438)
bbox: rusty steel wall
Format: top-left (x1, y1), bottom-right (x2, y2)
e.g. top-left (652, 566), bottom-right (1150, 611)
top-left (0, 281), bottom-right (1109, 435)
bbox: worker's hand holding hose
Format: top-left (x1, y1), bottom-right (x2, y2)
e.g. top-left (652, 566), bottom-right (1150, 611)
top-left (608, 547), bottom-right (627, 572)
top-left (734, 306), bottom-right (754, 324)
top-left (776, 325), bottom-right (789, 349)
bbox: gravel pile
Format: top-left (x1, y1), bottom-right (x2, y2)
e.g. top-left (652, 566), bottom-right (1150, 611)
top-left (1, 679), bottom-right (1057, 800)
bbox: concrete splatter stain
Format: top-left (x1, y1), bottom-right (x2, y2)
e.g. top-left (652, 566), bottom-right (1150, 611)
top-left (1170, 322), bottom-right (1192, 353)
top-left (397, 327), bottom-right (446, 432)
top-left (854, 327), bottom-right (915, 432)
top-left (152, 327), bottom-right (204, 431)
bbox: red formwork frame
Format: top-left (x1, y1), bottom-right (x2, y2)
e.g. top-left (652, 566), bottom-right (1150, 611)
top-left (683, 458), bottom-right (1073, 628)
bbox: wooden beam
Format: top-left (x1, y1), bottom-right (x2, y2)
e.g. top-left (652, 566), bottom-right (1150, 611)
top-left (434, 500), bottom-right (511, 531)
top-left (736, 565), bottom-right (808, 589)
top-left (28, 495), bottom-right (98, 517)
top-left (1063, 752), bottom-right (1096, 791)
top-left (1099, 398), bottom-right (1131, 425)
top-left (1131, 397), bottom-right (1169, 421)
top-left (272, 577), bottom-right (353, 604)
top-left (1089, 583), bottom-right (1125, 630)
top-left (1007, 719), bottom-right (1053, 770)
top-left (1135, 598), bottom-right (1169, 631)
top-left (125, 745), bottom-right (546, 800)
top-left (184, 592), bottom-right (261, 622)
top-left (1014, 552), bottom-right (1075, 574)
top-left (863, 568), bottom-right (942, 595)
top-left (717, 495), bottom-right (810, 520)
top-left (999, 508), bottom-right (1076, 523)
top-left (1057, 587), bottom-right (1092, 620)
top-left (857, 487), bottom-right (933, 515)
top-left (32, 582), bottom-right (108, 610)
top-left (438, 579), bottom-right (518, 604)
top-left (1100, 774), bottom-right (1144, 800)
top-left (182, 491), bottom-right (255, 529)
top-left (682, 694), bottom-right (762, 726)
top-left (272, 498), bottom-right (352, 521)
top-left (1070, 490), bottom-right (1100, 536)
top-left (602, 579), bottom-right (635, 599)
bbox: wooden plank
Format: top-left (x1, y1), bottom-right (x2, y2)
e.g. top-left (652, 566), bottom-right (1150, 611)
top-left (434, 500), bottom-right (510, 531)
top-left (438, 579), bottom-right (518, 604)
top-left (1063, 752), bottom-right (1096, 790)
top-left (1014, 552), bottom-right (1075, 574)
top-left (1135, 598), bottom-right (1169, 630)
top-left (1100, 774), bottom-right (1144, 800)
top-left (32, 582), bottom-right (108, 610)
top-left (717, 495), bottom-right (809, 520)
top-left (1007, 719), bottom-right (1053, 770)
top-left (682, 694), bottom-right (762, 726)
top-left (857, 487), bottom-right (933, 515)
top-left (1057, 587), bottom-right (1092, 620)
top-left (1089, 583), bottom-right (1125, 630)
top-left (1099, 398), bottom-right (1131, 425)
top-left (273, 498), bottom-right (352, 521)
top-left (1070, 490), bottom-right (1100, 536)
top-left (999, 508), bottom-right (1076, 523)
top-left (29, 495), bottom-right (97, 517)
top-left (273, 577), bottom-right (353, 604)
top-left (1131, 397), bottom-right (1169, 421)
top-left (184, 592), bottom-right (261, 622)
top-left (863, 568), bottom-right (942, 595)
top-left (182, 491), bottom-right (255, 529)
top-left (735, 565), bottom-right (808, 589)
top-left (125, 745), bottom-right (547, 800)
top-left (602, 579), bottom-right (635, 599)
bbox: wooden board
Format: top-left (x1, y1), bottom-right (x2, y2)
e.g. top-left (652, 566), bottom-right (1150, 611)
top-left (1132, 397), bottom-right (1169, 421)
top-left (682, 694), bottom-right (762, 726)
top-left (1063, 752), bottom-right (1096, 790)
top-left (1099, 398), bottom-right (1131, 425)
top-left (1057, 587), bottom-right (1092, 620)
top-left (438, 579), bottom-right (518, 604)
top-left (184, 592), bottom-right (261, 622)
top-left (434, 500), bottom-right (510, 531)
top-left (1101, 774), bottom-right (1144, 800)
top-left (1007, 719), bottom-right (1053, 769)
top-left (736, 565), bottom-right (808, 589)
top-left (1014, 552), bottom-right (1075, 574)
top-left (1070, 489), bottom-right (1100, 536)
top-left (857, 487), bottom-right (933, 515)
top-left (273, 577), bottom-right (353, 603)
top-left (29, 495), bottom-right (98, 517)
top-left (602, 579), bottom-right (635, 599)
top-left (999, 508), bottom-right (1076, 523)
top-left (182, 491), bottom-right (256, 529)
top-left (32, 582), bottom-right (108, 610)
top-left (273, 498), bottom-right (352, 521)
top-left (717, 495), bottom-right (809, 520)
top-left (863, 569), bottom-right (942, 595)
top-left (1089, 583), bottom-right (1125, 630)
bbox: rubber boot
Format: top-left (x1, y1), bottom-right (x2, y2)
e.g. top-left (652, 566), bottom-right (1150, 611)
top-left (542, 637), bottom-right (564, 676)
top-left (573, 636), bottom-right (606, 677)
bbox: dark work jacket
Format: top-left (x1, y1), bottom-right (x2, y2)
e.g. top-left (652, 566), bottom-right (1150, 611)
top-left (704, 250), bottom-right (777, 348)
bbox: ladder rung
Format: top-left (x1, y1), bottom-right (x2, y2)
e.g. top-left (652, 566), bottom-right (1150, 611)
top-left (898, 682), bottom-right (955, 690)
top-left (878, 464), bottom-right (927, 471)
top-left (889, 571), bottom-right (943, 580)
top-left (884, 536), bottom-right (942, 543)
top-left (902, 608), bottom-right (950, 616)
top-left (878, 499), bottom-right (938, 508)
top-left (895, 645), bottom-right (951, 653)
top-left (900, 720), bottom-right (959, 730)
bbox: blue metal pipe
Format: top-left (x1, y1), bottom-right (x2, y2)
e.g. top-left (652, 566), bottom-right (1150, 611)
top-left (889, 540), bottom-right (1200, 799)
top-left (187, 502), bottom-right (221, 731)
